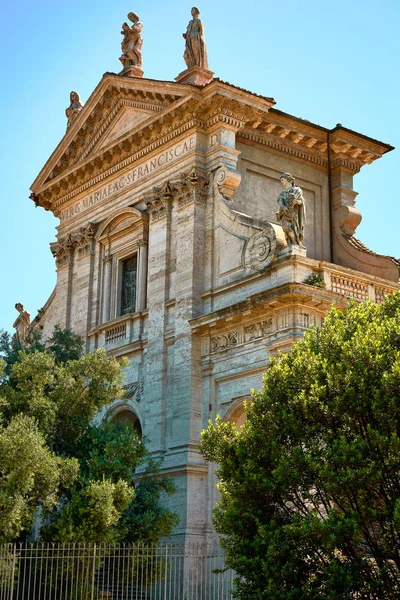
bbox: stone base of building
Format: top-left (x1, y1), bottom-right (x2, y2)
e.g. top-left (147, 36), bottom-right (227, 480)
top-left (175, 66), bottom-right (214, 86)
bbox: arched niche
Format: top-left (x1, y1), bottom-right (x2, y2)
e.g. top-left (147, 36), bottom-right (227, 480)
top-left (223, 398), bottom-right (248, 429)
top-left (107, 402), bottom-right (143, 437)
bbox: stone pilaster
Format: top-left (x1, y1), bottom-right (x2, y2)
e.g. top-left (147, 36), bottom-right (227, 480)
top-left (166, 169), bottom-right (210, 540)
top-left (142, 183), bottom-right (173, 455)
top-left (136, 238), bottom-right (148, 312)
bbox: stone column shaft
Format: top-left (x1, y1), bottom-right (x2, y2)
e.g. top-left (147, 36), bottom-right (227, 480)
top-left (136, 242), bottom-right (148, 312)
top-left (102, 256), bottom-right (112, 323)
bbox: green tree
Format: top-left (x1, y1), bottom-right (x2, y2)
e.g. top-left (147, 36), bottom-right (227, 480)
top-left (0, 328), bottom-right (178, 544)
top-left (201, 294), bottom-right (400, 600)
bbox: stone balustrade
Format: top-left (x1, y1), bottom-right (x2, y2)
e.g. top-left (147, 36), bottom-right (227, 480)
top-left (321, 264), bottom-right (397, 303)
top-left (87, 310), bottom-right (148, 352)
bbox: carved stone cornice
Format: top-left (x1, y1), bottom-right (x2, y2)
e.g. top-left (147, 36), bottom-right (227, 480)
top-left (50, 222), bottom-right (98, 267)
top-left (329, 126), bottom-right (392, 170)
top-left (198, 94), bottom-right (265, 130)
top-left (172, 168), bottom-right (209, 208)
top-left (47, 87), bottom-right (180, 182)
top-left (38, 98), bottom-right (202, 211)
top-left (238, 130), bottom-right (329, 169)
top-left (330, 156), bottom-right (361, 174)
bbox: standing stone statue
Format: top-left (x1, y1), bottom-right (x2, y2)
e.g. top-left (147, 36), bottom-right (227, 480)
top-left (276, 173), bottom-right (306, 246)
top-left (12, 303), bottom-right (31, 347)
top-left (65, 91), bottom-right (83, 129)
top-left (183, 7), bottom-right (209, 69)
top-left (120, 12), bottom-right (143, 70)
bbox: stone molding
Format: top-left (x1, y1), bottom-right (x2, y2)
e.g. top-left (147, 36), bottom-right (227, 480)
top-left (208, 310), bottom-right (320, 355)
top-left (238, 131), bottom-right (328, 169)
top-left (50, 223), bottom-right (97, 267)
top-left (210, 317), bottom-right (273, 354)
top-left (48, 87), bottom-right (178, 180)
top-left (35, 94), bottom-right (267, 211)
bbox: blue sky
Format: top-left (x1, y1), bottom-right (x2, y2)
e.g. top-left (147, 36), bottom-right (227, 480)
top-left (1, 0), bottom-right (399, 333)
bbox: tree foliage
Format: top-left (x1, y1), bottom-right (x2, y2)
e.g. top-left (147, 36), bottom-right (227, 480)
top-left (0, 328), bottom-right (178, 544)
top-left (201, 294), bottom-right (400, 600)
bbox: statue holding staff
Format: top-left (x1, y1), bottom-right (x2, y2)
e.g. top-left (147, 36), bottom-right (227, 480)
top-left (276, 173), bottom-right (306, 246)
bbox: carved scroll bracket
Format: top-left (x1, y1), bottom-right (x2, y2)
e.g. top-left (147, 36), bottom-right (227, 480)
top-left (213, 166), bottom-right (241, 201)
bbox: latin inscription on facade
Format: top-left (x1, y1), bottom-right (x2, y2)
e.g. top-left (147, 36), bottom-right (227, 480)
top-left (60, 136), bottom-right (196, 222)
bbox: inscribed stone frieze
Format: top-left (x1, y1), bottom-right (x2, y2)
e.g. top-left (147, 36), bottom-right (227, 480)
top-left (60, 136), bottom-right (196, 222)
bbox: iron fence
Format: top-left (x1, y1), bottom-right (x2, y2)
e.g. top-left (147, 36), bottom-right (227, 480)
top-left (0, 543), bottom-right (234, 600)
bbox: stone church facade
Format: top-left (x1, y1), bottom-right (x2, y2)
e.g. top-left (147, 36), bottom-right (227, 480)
top-left (29, 21), bottom-right (399, 545)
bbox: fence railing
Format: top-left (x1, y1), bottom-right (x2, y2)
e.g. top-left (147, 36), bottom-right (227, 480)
top-left (0, 543), bottom-right (234, 600)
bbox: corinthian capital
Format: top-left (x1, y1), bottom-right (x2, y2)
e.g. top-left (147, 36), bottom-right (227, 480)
top-left (173, 168), bottom-right (209, 208)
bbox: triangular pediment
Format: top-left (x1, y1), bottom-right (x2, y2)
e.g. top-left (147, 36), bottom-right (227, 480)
top-left (31, 74), bottom-right (195, 192)
top-left (96, 106), bottom-right (155, 152)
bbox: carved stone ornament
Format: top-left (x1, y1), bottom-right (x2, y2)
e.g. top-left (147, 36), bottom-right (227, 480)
top-left (12, 303), bottom-right (31, 347)
top-left (245, 223), bottom-right (278, 271)
top-left (145, 169), bottom-right (209, 220)
top-left (213, 166), bottom-right (241, 201)
top-left (173, 168), bottom-right (209, 208)
top-left (66, 91), bottom-right (83, 129)
top-left (276, 173), bottom-right (306, 247)
top-left (211, 331), bottom-right (238, 353)
top-left (244, 319), bottom-right (272, 342)
top-left (119, 12), bottom-right (144, 77)
top-left (123, 379), bottom-right (144, 402)
top-left (144, 182), bottom-right (174, 222)
top-left (51, 223), bottom-right (97, 267)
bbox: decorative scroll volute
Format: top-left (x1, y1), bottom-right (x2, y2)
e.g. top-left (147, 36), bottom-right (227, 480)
top-left (213, 166), bottom-right (241, 200)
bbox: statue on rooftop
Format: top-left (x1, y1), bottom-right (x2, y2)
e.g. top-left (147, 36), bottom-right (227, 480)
top-left (276, 173), bottom-right (306, 246)
top-left (12, 303), bottom-right (31, 347)
top-left (183, 7), bottom-right (209, 70)
top-left (65, 91), bottom-right (83, 129)
top-left (120, 12), bottom-right (143, 69)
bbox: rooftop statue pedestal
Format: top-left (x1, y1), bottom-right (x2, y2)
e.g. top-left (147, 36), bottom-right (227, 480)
top-left (175, 66), bottom-right (214, 86)
top-left (119, 64), bottom-right (144, 78)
